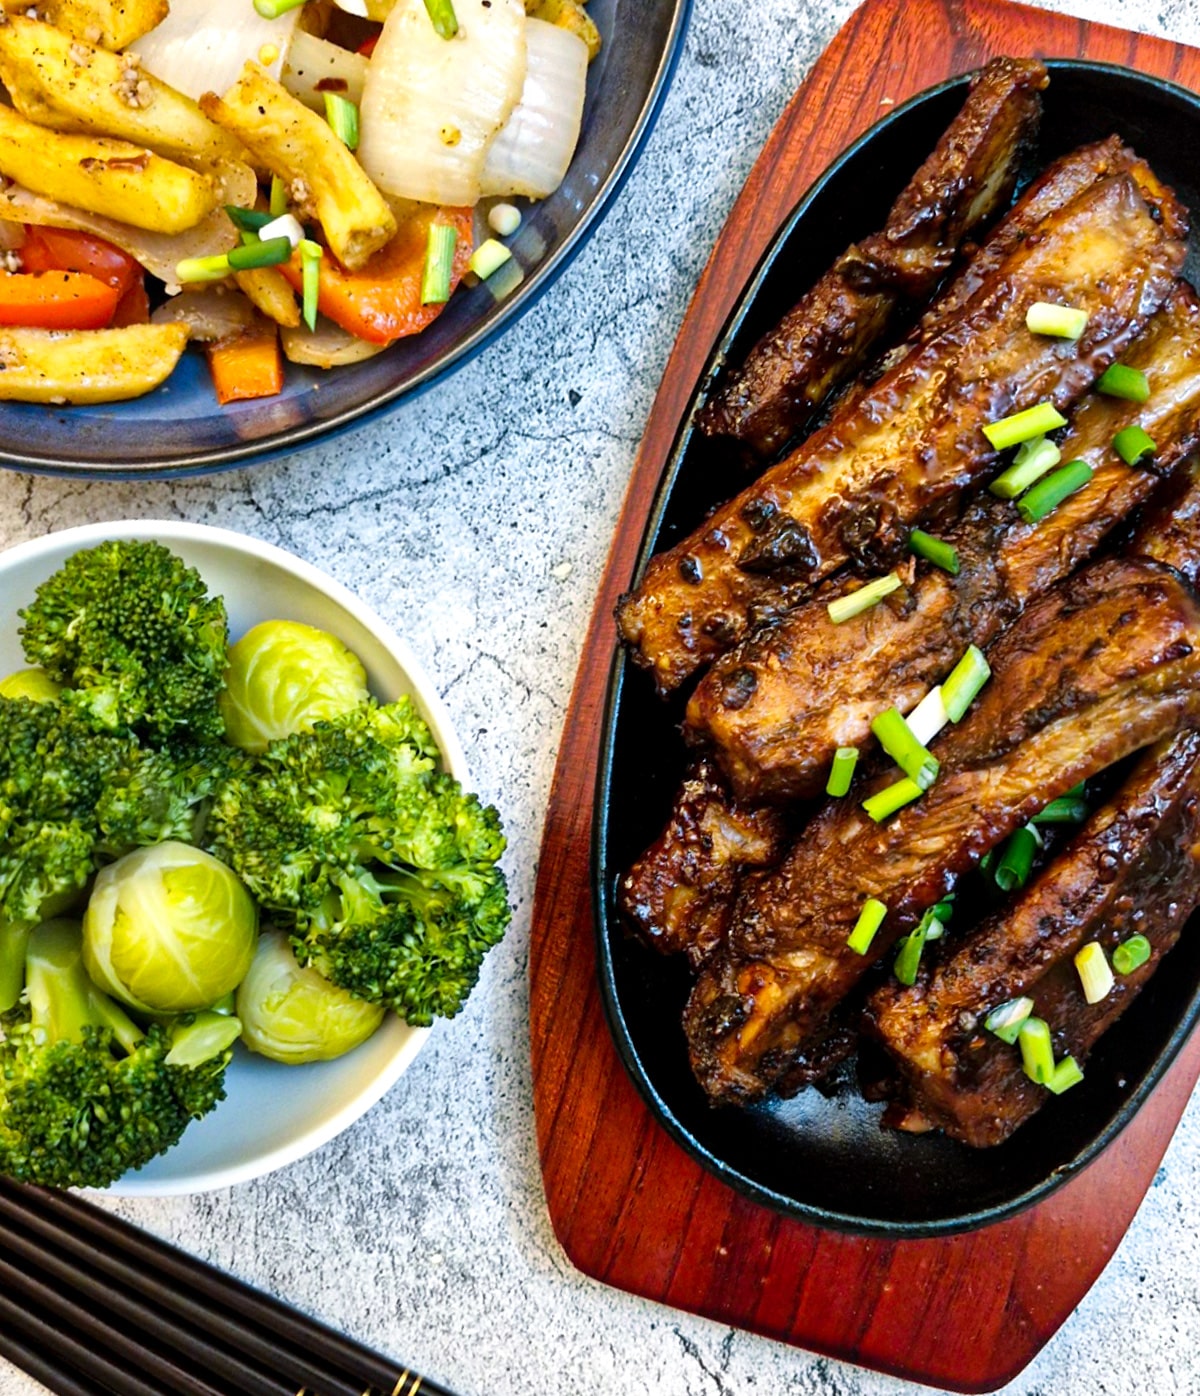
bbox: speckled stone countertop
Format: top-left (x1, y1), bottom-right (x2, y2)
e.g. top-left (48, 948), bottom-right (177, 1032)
top-left (3, 0), bottom-right (1200, 1391)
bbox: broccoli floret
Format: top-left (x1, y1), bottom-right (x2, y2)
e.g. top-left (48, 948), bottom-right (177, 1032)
top-left (0, 921), bottom-right (231, 1189)
top-left (95, 739), bottom-right (241, 857)
top-left (208, 698), bottom-right (512, 1024)
top-left (18, 540), bottom-right (228, 743)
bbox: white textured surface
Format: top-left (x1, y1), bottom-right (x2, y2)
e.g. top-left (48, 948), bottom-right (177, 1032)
top-left (3, 0), bottom-right (1200, 1391)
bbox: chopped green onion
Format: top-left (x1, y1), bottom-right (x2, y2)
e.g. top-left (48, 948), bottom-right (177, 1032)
top-left (1046, 1055), bottom-right (1084, 1095)
top-left (908, 528), bottom-right (960, 575)
top-left (905, 686), bottom-right (948, 746)
top-left (488, 202), bottom-right (521, 237)
top-left (985, 996), bottom-right (1034, 1043)
top-left (259, 213), bottom-right (305, 248)
top-left (826, 746), bottom-right (859, 797)
top-left (1018, 1016), bottom-right (1055, 1084)
top-left (931, 896), bottom-right (955, 923)
top-left (1112, 934), bottom-right (1152, 975)
top-left (253, 0), bottom-right (305, 16)
top-left (227, 235), bottom-right (292, 271)
top-left (420, 223), bottom-right (458, 305)
top-left (323, 92), bottom-right (359, 151)
top-left (269, 174), bottom-right (288, 217)
top-left (993, 826), bottom-right (1038, 892)
top-left (1064, 781), bottom-right (1086, 798)
top-left (893, 917), bottom-right (932, 986)
top-left (1074, 941), bottom-right (1114, 1004)
top-left (1032, 797), bottom-right (1089, 825)
top-left (468, 237), bottom-right (513, 281)
top-left (423, 0), bottom-right (458, 38)
top-left (980, 849), bottom-right (997, 876)
top-left (224, 206), bottom-right (273, 232)
top-left (862, 777), bottom-right (923, 822)
top-left (1113, 424), bottom-right (1157, 466)
top-left (1016, 460), bottom-right (1093, 524)
top-left (298, 238), bottom-right (321, 332)
top-left (827, 572), bottom-right (902, 624)
top-left (941, 644), bottom-right (991, 723)
top-left (175, 253), bottom-right (231, 283)
top-left (983, 402), bottom-right (1068, 451)
top-left (1096, 363), bottom-right (1150, 403)
top-left (989, 436), bottom-right (1062, 499)
top-left (847, 898), bottom-right (887, 955)
top-left (871, 706), bottom-right (939, 791)
top-left (1025, 302), bottom-right (1089, 339)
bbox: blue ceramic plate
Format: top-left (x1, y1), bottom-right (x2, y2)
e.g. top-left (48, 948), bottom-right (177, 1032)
top-left (2, 0), bottom-right (691, 479)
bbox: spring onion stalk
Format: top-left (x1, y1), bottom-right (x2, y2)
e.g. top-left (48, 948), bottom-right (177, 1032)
top-left (1018, 1016), bottom-right (1055, 1084)
top-left (269, 175), bottom-right (288, 218)
top-left (847, 898), bottom-right (887, 955)
top-left (225, 206), bottom-right (274, 232)
top-left (985, 996), bottom-right (1034, 1044)
top-left (227, 236), bottom-right (293, 271)
top-left (983, 402), bottom-right (1068, 451)
top-left (989, 436), bottom-right (1062, 499)
top-left (1016, 460), bottom-right (1094, 524)
top-left (862, 777), bottom-right (923, 822)
top-left (893, 917), bottom-right (934, 986)
top-left (871, 707), bottom-right (939, 791)
top-left (488, 202), bottom-right (521, 237)
top-left (942, 645), bottom-right (991, 722)
top-left (1032, 797), bottom-right (1089, 825)
top-left (1113, 934), bottom-right (1152, 975)
top-left (908, 528), bottom-right (960, 575)
top-left (175, 253), bottom-right (232, 283)
top-left (905, 687), bottom-right (948, 746)
top-left (1046, 1055), bottom-right (1084, 1095)
top-left (1073, 942), bottom-right (1114, 1005)
top-left (827, 572), bottom-right (902, 624)
top-left (323, 93), bottom-right (359, 151)
top-left (1025, 301), bottom-right (1089, 339)
top-left (420, 224), bottom-right (458, 305)
top-left (468, 238), bottom-right (513, 281)
top-left (423, 0), bottom-right (458, 38)
top-left (994, 826), bottom-right (1038, 892)
top-left (258, 214), bottom-right (305, 249)
top-left (1096, 363), bottom-right (1150, 403)
top-left (1113, 425), bottom-right (1157, 466)
top-left (253, 0), bottom-right (304, 17)
top-left (826, 746), bottom-right (859, 797)
top-left (298, 239), bottom-right (321, 332)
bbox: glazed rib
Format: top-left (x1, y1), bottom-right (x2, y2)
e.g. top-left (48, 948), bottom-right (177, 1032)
top-left (617, 171), bottom-right (1187, 695)
top-left (617, 758), bottom-right (789, 969)
top-left (683, 557), bottom-right (1200, 1105)
top-left (867, 731), bottom-right (1200, 1146)
top-left (687, 284), bottom-right (1200, 802)
top-left (696, 57), bottom-right (1047, 461)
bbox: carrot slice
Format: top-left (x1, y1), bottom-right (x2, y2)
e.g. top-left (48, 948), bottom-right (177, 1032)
top-left (278, 205), bottom-right (473, 346)
top-left (206, 323), bottom-right (283, 405)
top-left (0, 271), bottom-right (120, 329)
top-left (20, 227), bottom-right (140, 295)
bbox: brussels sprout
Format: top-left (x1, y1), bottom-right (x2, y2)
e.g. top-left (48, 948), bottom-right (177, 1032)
top-left (83, 841), bottom-right (258, 1014)
top-left (219, 620), bottom-right (370, 754)
top-left (236, 929), bottom-right (384, 1064)
top-left (0, 667), bottom-right (62, 702)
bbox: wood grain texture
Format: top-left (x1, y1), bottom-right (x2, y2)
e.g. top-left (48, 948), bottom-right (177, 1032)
top-left (528, 0), bottom-right (1200, 1388)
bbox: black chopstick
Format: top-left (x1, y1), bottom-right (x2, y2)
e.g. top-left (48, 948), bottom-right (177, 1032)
top-left (0, 1179), bottom-right (457, 1396)
top-left (0, 1324), bottom-right (109, 1396)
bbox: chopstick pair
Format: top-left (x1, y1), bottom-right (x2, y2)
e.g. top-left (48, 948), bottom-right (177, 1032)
top-left (0, 1178), bottom-right (456, 1396)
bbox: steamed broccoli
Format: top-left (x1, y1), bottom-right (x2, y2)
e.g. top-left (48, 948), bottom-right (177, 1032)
top-left (19, 539), bottom-right (228, 743)
top-left (207, 698), bottom-right (511, 1025)
top-left (0, 921), bottom-right (232, 1189)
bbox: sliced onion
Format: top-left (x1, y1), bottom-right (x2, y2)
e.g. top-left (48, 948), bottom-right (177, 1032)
top-left (132, 0), bottom-right (300, 102)
top-left (282, 30), bottom-right (369, 111)
top-left (358, 0), bottom-right (526, 206)
top-left (0, 162), bottom-right (256, 284)
top-left (481, 19), bottom-right (586, 200)
top-left (151, 286), bottom-right (258, 341)
top-left (281, 317), bottom-right (387, 367)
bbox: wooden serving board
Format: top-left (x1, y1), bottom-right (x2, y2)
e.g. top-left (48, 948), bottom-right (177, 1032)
top-left (529, 1), bottom-right (1200, 1389)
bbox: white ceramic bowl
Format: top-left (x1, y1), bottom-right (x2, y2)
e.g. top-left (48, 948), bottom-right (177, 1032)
top-left (0, 521), bottom-right (466, 1195)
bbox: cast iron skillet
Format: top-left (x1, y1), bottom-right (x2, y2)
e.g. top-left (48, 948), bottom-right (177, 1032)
top-left (0, 0), bottom-right (691, 479)
top-left (594, 61), bottom-right (1200, 1239)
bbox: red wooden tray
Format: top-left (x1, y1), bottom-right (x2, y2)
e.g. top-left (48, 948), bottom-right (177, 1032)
top-left (529, 1), bottom-right (1200, 1389)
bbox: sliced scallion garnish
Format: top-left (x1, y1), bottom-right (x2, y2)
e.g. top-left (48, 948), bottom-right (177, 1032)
top-left (175, 253), bottom-right (231, 283)
top-left (941, 644), bottom-right (991, 723)
top-left (1096, 363), bottom-right (1150, 403)
top-left (825, 746), bottom-right (859, 798)
top-left (1112, 934), bottom-right (1152, 975)
top-left (905, 686), bottom-right (948, 746)
top-left (1025, 301), bottom-right (1089, 339)
top-left (1018, 1016), bottom-right (1055, 1084)
top-left (1074, 941), bottom-right (1114, 1005)
top-left (862, 776), bottom-right (923, 822)
top-left (989, 435), bottom-right (1062, 500)
top-left (253, 0), bottom-right (305, 17)
top-left (1016, 459), bottom-right (1093, 524)
top-left (983, 402), bottom-right (1068, 451)
top-left (298, 238), bottom-right (321, 332)
top-left (227, 235), bottom-right (292, 271)
top-left (985, 996), bottom-right (1034, 1044)
top-left (847, 897), bottom-right (887, 955)
top-left (1113, 424), bottom-right (1156, 466)
top-left (1032, 796), bottom-right (1089, 825)
top-left (871, 706), bottom-right (939, 791)
top-left (323, 92), bottom-right (359, 151)
top-left (826, 572), bottom-right (901, 624)
top-left (423, 0), bottom-right (458, 38)
top-left (993, 826), bottom-right (1038, 892)
top-left (893, 918), bottom-right (931, 986)
top-left (224, 206), bottom-right (274, 232)
top-left (1046, 1055), bottom-right (1084, 1094)
top-left (420, 223), bottom-right (458, 305)
top-left (468, 238), bottom-right (513, 281)
top-left (269, 174), bottom-right (288, 218)
top-left (908, 528), bottom-right (960, 575)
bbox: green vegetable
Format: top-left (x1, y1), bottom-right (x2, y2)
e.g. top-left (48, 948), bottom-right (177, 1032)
top-left (1113, 934), bottom-right (1152, 975)
top-left (989, 436), bottom-right (1061, 499)
top-left (1018, 1015), bottom-right (1055, 1084)
top-left (1113, 424), bottom-right (1156, 466)
top-left (1096, 363), bottom-right (1150, 403)
top-left (908, 529), bottom-right (960, 575)
top-left (420, 224), bottom-right (457, 306)
top-left (468, 238), bottom-right (512, 281)
top-left (0, 668), bottom-right (60, 702)
top-left (985, 996), bottom-right (1033, 1044)
top-left (1046, 1055), bottom-right (1084, 1094)
top-left (83, 841), bottom-right (258, 1014)
top-left (1025, 302), bottom-right (1088, 339)
top-left (1016, 460), bottom-right (1093, 524)
top-left (871, 706), bottom-right (939, 791)
top-left (846, 898), bottom-right (886, 955)
top-left (207, 698), bottom-right (511, 1026)
top-left (423, 0), bottom-right (458, 38)
top-left (219, 619), bottom-right (370, 754)
top-left (827, 572), bottom-right (901, 624)
top-left (18, 540), bottom-right (228, 742)
top-left (941, 644), bottom-right (991, 723)
top-left (227, 237), bottom-right (293, 271)
top-left (861, 776), bottom-right (923, 822)
top-left (0, 921), bottom-right (231, 1188)
top-left (236, 929), bottom-right (384, 1064)
top-left (982, 402), bottom-right (1067, 451)
top-left (826, 746), bottom-right (859, 797)
top-left (323, 93), bottom-right (359, 152)
top-left (993, 825), bottom-right (1038, 892)
top-left (299, 238), bottom-right (321, 332)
